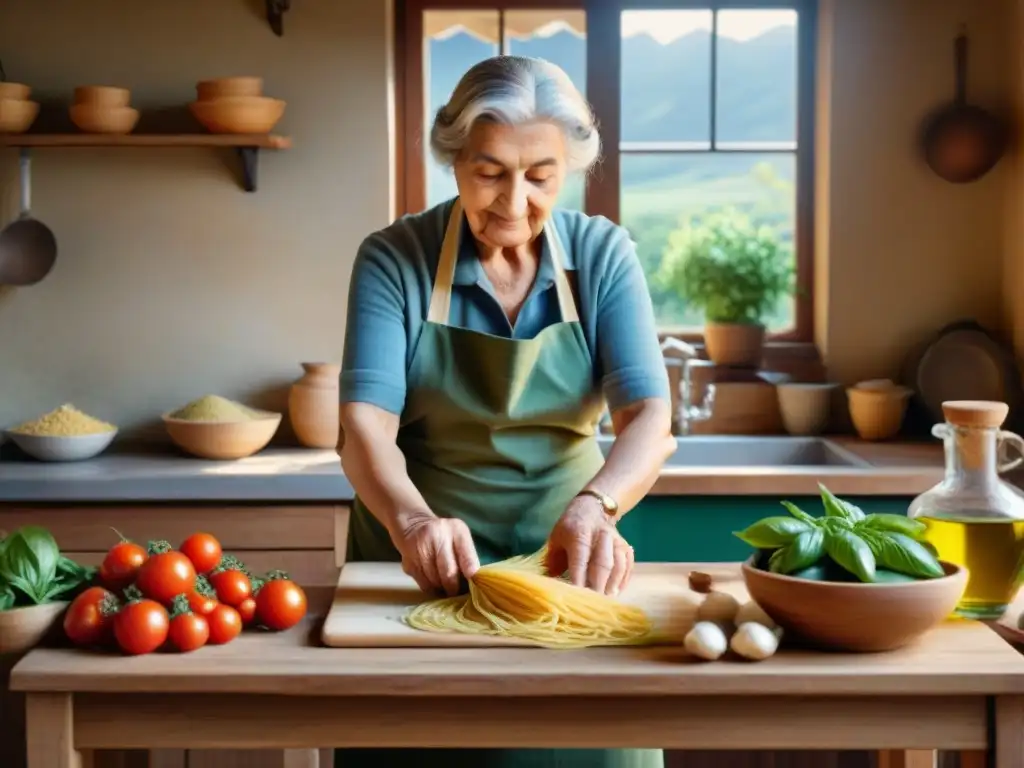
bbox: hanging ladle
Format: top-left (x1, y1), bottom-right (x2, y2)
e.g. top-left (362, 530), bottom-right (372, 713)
top-left (0, 150), bottom-right (58, 285)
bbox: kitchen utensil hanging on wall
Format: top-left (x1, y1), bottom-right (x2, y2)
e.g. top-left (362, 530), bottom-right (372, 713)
top-left (919, 27), bottom-right (1008, 184)
top-left (0, 151), bottom-right (58, 285)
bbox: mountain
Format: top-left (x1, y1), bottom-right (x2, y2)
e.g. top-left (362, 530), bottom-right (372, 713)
top-left (424, 25), bottom-right (798, 204)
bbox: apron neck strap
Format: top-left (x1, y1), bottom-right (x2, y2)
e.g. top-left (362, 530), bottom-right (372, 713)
top-left (427, 199), bottom-right (580, 325)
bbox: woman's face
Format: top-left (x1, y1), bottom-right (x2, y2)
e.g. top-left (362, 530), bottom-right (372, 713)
top-left (453, 120), bottom-right (568, 250)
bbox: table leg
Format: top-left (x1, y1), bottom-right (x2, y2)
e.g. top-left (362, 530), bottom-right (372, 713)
top-left (995, 695), bottom-right (1024, 768)
top-left (25, 692), bottom-right (82, 768)
top-left (877, 751), bottom-right (936, 768)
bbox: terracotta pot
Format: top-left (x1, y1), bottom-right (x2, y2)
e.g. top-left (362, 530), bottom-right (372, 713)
top-left (288, 362), bottom-right (341, 449)
top-left (703, 322), bottom-right (765, 367)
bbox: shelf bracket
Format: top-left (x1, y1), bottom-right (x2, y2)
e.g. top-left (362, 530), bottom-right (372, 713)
top-left (235, 147), bottom-right (259, 192)
top-left (265, 0), bottom-right (291, 36)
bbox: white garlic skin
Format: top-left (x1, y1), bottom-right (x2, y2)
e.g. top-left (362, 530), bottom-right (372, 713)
top-left (684, 620), bottom-right (729, 661)
top-left (730, 621), bottom-right (780, 661)
top-left (696, 591), bottom-right (741, 625)
top-left (735, 600), bottom-right (777, 631)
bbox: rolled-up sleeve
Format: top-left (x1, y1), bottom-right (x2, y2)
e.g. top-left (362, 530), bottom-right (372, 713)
top-left (595, 231), bottom-right (671, 410)
top-left (340, 236), bottom-right (408, 415)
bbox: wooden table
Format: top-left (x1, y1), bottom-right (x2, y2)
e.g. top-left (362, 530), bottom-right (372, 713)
top-left (10, 575), bottom-right (1024, 768)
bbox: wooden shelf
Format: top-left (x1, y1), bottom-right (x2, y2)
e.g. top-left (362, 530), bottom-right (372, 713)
top-left (0, 133), bottom-right (292, 192)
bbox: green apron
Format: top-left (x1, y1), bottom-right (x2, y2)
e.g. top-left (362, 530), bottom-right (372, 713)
top-left (340, 200), bottom-right (663, 768)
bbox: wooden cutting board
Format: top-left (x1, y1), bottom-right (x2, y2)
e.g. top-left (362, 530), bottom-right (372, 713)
top-left (320, 562), bottom-right (748, 648)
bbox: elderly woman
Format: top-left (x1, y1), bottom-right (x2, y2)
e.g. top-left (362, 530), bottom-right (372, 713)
top-left (338, 55), bottom-right (674, 768)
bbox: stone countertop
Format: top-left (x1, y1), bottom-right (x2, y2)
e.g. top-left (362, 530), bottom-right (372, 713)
top-left (0, 437), bottom-right (947, 503)
top-left (0, 446), bottom-right (354, 503)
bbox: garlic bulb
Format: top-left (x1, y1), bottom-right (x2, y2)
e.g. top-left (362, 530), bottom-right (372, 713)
top-left (684, 620), bottom-right (729, 661)
top-left (730, 621), bottom-right (780, 661)
top-left (696, 591), bottom-right (741, 625)
top-left (735, 600), bottom-right (777, 631)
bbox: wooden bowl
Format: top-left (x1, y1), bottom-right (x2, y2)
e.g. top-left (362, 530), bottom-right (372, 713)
top-left (73, 85), bottom-right (131, 108)
top-left (162, 412), bottom-right (282, 460)
top-left (0, 99), bottom-right (40, 134)
top-left (0, 82), bottom-right (31, 101)
top-left (69, 104), bottom-right (140, 135)
top-left (188, 96), bottom-right (286, 134)
top-left (0, 602), bottom-right (68, 655)
top-left (741, 559), bottom-right (968, 652)
top-left (196, 76), bottom-right (263, 102)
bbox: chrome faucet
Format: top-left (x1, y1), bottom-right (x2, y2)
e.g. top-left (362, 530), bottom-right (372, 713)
top-left (661, 338), bottom-right (715, 436)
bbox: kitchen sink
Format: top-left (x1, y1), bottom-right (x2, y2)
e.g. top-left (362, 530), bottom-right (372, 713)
top-left (595, 435), bottom-right (871, 468)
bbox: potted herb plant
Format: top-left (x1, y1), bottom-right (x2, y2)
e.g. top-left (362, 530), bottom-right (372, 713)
top-left (658, 209), bottom-right (794, 367)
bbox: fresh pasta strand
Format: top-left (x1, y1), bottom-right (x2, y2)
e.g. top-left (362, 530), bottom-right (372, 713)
top-left (404, 546), bottom-right (654, 649)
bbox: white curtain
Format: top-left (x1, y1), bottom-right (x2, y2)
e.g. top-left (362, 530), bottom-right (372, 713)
top-left (423, 10), bottom-right (586, 43)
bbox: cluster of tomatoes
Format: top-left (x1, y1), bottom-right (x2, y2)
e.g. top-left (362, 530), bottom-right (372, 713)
top-left (63, 531), bottom-right (308, 656)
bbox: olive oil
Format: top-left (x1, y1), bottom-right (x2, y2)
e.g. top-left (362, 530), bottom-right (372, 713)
top-left (920, 516), bottom-right (1024, 619)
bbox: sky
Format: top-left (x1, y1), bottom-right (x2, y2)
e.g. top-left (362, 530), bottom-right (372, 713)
top-left (430, 9), bottom-right (797, 45)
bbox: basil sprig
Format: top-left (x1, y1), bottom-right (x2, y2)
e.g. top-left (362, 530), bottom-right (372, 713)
top-left (734, 484), bottom-right (943, 582)
top-left (0, 526), bottom-right (96, 610)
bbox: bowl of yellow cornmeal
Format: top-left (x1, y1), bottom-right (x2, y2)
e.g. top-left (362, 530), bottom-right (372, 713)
top-left (162, 394), bottom-right (281, 460)
top-left (6, 404), bottom-right (118, 462)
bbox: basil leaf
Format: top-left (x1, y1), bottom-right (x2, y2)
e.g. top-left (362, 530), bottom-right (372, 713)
top-left (733, 517), bottom-right (814, 548)
top-left (859, 530), bottom-right (944, 579)
top-left (858, 513), bottom-right (927, 539)
top-left (824, 528), bottom-right (876, 582)
top-left (0, 526), bottom-right (61, 604)
top-left (818, 484), bottom-right (866, 522)
top-left (779, 500), bottom-right (818, 526)
top-left (769, 528), bottom-right (825, 574)
top-left (0, 584), bottom-right (14, 611)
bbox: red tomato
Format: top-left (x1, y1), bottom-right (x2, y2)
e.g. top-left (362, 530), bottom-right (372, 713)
top-left (168, 612), bottom-right (209, 652)
top-left (64, 586), bottom-right (118, 647)
top-left (207, 604), bottom-right (242, 645)
top-left (136, 546), bottom-right (197, 605)
top-left (179, 532), bottom-right (222, 575)
top-left (99, 540), bottom-right (148, 591)
top-left (255, 577), bottom-right (307, 631)
top-left (114, 599), bottom-right (169, 655)
top-left (209, 569), bottom-right (251, 607)
top-left (237, 597), bottom-right (257, 626)
top-left (187, 590), bottom-right (217, 616)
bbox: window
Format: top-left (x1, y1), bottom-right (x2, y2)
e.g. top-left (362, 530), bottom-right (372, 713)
top-left (396, 0), bottom-right (815, 342)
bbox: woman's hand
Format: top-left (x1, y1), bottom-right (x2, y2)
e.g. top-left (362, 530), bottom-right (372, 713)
top-left (545, 496), bottom-right (634, 596)
top-left (392, 512), bottom-right (481, 597)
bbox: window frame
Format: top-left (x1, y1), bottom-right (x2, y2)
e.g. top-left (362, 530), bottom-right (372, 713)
top-left (395, 0), bottom-right (817, 344)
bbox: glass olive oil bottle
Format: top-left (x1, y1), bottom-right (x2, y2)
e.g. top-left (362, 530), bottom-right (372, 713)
top-left (908, 400), bottom-right (1024, 620)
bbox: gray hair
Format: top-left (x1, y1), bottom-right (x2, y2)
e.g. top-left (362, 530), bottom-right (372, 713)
top-left (429, 56), bottom-right (601, 173)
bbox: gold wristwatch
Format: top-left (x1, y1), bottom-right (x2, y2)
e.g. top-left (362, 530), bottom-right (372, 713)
top-left (576, 488), bottom-right (620, 520)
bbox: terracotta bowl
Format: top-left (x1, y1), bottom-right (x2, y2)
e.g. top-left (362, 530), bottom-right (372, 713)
top-left (73, 85), bottom-right (131, 108)
top-left (0, 82), bottom-right (31, 101)
top-left (162, 412), bottom-right (281, 461)
top-left (188, 96), bottom-right (286, 134)
top-left (196, 76), bottom-right (264, 102)
top-left (0, 602), bottom-right (68, 655)
top-left (0, 98), bottom-right (40, 134)
top-left (741, 558), bottom-right (968, 652)
top-left (69, 104), bottom-right (140, 135)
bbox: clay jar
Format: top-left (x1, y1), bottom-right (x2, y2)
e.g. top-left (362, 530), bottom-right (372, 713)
top-left (288, 362), bottom-right (341, 449)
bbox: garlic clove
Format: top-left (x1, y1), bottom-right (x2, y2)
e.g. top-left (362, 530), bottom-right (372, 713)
top-left (684, 620), bottom-right (729, 661)
top-left (730, 621), bottom-right (780, 661)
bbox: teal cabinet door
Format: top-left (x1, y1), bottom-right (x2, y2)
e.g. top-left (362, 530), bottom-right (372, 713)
top-left (618, 496), bottom-right (913, 562)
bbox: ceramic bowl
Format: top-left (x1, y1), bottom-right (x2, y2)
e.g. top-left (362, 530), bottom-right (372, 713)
top-left (0, 602), bottom-right (68, 655)
top-left (741, 558), bottom-right (968, 652)
top-left (5, 430), bottom-right (117, 462)
top-left (776, 382), bottom-right (839, 436)
top-left (162, 411), bottom-right (281, 460)
top-left (195, 76), bottom-right (264, 101)
top-left (73, 85), bottom-right (131, 108)
top-left (188, 96), bottom-right (286, 134)
top-left (847, 384), bottom-right (913, 441)
top-left (0, 98), bottom-right (40, 134)
top-left (69, 104), bottom-right (140, 135)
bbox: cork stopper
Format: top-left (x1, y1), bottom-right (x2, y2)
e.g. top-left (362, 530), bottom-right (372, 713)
top-left (941, 400), bottom-right (1008, 429)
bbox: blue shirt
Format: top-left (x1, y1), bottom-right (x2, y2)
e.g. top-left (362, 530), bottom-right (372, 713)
top-left (340, 198), bottom-right (670, 415)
